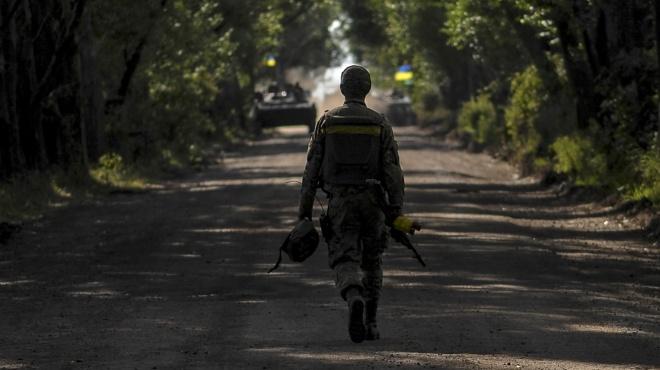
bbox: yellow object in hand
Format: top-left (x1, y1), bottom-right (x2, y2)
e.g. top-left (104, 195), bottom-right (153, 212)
top-left (392, 216), bottom-right (421, 234)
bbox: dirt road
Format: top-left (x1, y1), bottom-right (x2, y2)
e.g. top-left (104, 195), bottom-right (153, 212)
top-left (1, 126), bottom-right (659, 369)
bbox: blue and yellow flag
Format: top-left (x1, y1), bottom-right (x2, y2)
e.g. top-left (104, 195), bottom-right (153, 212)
top-left (395, 64), bottom-right (413, 81)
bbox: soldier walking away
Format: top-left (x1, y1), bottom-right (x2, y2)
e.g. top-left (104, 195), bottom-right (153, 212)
top-left (298, 65), bottom-right (405, 343)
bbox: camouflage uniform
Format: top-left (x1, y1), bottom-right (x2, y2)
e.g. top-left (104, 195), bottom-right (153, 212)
top-left (298, 100), bottom-right (405, 301)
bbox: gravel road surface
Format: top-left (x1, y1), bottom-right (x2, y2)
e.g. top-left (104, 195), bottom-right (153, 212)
top-left (1, 126), bottom-right (659, 369)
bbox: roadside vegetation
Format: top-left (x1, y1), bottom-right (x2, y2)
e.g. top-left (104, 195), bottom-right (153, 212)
top-left (0, 154), bottom-right (147, 222)
top-left (0, 0), bottom-right (340, 222)
top-left (2, 1), bottom-right (660, 222)
top-left (341, 1), bottom-right (660, 207)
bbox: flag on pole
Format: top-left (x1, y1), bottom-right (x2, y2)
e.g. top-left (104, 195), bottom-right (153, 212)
top-left (264, 54), bottom-right (277, 68)
top-left (395, 64), bottom-right (413, 81)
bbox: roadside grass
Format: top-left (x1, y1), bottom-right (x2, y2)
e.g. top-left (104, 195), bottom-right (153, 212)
top-left (0, 143), bottom-right (231, 224)
top-left (0, 168), bottom-right (97, 223)
top-left (89, 153), bottom-right (148, 189)
top-left (0, 130), bottom-right (242, 225)
top-left (0, 160), bottom-right (149, 224)
top-left (629, 148), bottom-right (660, 205)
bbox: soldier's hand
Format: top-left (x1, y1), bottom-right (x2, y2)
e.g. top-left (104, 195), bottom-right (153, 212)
top-left (385, 206), bottom-right (402, 224)
top-left (298, 210), bottom-right (312, 221)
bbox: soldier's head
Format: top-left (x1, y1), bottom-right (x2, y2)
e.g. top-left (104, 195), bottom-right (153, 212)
top-left (340, 65), bottom-right (371, 100)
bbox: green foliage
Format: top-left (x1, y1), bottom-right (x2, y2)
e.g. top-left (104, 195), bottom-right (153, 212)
top-left (98, 153), bottom-right (125, 173)
top-left (341, 1), bottom-right (479, 110)
top-left (458, 93), bottom-right (500, 146)
top-left (3, 0), bottom-right (659, 214)
top-left (141, 0), bottom-right (232, 160)
top-left (341, 0), bottom-right (659, 209)
top-left (88, 0), bottom-right (341, 168)
top-left (0, 169), bottom-right (92, 222)
top-left (443, 0), bottom-right (533, 75)
top-left (445, 1), bottom-right (509, 56)
top-left (633, 149), bottom-right (660, 203)
top-left (551, 135), bottom-right (607, 186)
top-left (504, 66), bottom-right (545, 165)
top-left (278, 1), bottom-right (342, 69)
top-left (0, 153), bottom-right (153, 222)
top-left (91, 153), bottom-right (146, 189)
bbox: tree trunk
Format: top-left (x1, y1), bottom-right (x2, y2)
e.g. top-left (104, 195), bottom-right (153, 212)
top-left (0, 61), bottom-right (10, 178)
top-left (105, 0), bottom-right (167, 113)
top-left (23, 0), bottom-right (49, 168)
top-left (594, 9), bottom-right (610, 70)
top-left (555, 16), bottom-right (596, 130)
top-left (231, 65), bottom-right (247, 129)
top-left (655, 0), bottom-right (660, 141)
top-left (0, 2), bottom-right (12, 177)
top-left (4, 10), bottom-right (25, 172)
top-left (30, 0), bottom-right (86, 108)
top-left (581, 29), bottom-right (599, 75)
top-left (77, 6), bottom-right (100, 164)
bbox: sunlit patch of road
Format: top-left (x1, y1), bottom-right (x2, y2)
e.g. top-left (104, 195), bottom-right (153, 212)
top-left (0, 125), bottom-right (658, 369)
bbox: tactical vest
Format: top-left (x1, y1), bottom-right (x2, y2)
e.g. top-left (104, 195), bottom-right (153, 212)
top-left (322, 114), bottom-right (383, 185)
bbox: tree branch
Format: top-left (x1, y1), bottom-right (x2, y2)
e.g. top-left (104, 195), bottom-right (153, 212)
top-left (109, 0), bottom-right (168, 108)
top-left (30, 0), bottom-right (87, 107)
top-left (503, 4), bottom-right (560, 90)
top-left (31, 10), bottom-right (52, 42)
top-left (116, 38), bottom-right (146, 99)
top-left (282, 2), bottom-right (314, 27)
top-left (1, 0), bottom-right (22, 30)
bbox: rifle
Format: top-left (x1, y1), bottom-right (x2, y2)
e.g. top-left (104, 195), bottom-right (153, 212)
top-left (366, 179), bottom-right (426, 267)
top-left (390, 228), bottom-right (426, 267)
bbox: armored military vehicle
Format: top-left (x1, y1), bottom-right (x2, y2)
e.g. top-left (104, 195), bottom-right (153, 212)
top-left (384, 90), bottom-right (417, 126)
top-left (252, 83), bottom-right (317, 133)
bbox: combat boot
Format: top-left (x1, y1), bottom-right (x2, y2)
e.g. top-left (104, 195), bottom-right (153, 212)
top-left (346, 289), bottom-right (366, 343)
top-left (365, 299), bottom-right (380, 340)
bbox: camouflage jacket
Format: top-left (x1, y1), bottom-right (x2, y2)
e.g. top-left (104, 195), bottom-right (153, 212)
top-left (298, 99), bottom-right (404, 219)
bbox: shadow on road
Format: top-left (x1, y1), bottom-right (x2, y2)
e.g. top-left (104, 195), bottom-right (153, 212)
top-left (0, 126), bottom-right (658, 369)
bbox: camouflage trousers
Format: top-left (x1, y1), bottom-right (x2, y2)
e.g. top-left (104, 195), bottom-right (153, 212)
top-left (326, 187), bottom-right (387, 302)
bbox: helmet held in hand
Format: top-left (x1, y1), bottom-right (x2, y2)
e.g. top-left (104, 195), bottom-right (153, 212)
top-left (286, 218), bottom-right (320, 262)
top-left (268, 219), bottom-right (319, 272)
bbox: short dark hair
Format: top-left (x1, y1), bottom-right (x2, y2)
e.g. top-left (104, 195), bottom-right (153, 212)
top-left (340, 65), bottom-right (371, 99)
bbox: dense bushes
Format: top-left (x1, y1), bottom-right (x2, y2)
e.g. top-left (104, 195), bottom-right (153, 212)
top-left (636, 149), bottom-right (660, 203)
top-left (453, 61), bottom-right (660, 204)
top-left (551, 135), bottom-right (607, 187)
top-left (342, 1), bottom-right (660, 208)
top-left (1, 1), bottom-right (339, 181)
top-left (457, 93), bottom-right (499, 147)
top-left (456, 66), bottom-right (576, 173)
top-left (550, 134), bottom-right (660, 204)
top-left (0, 1), bottom-right (340, 220)
top-left (504, 66), bottom-right (545, 167)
